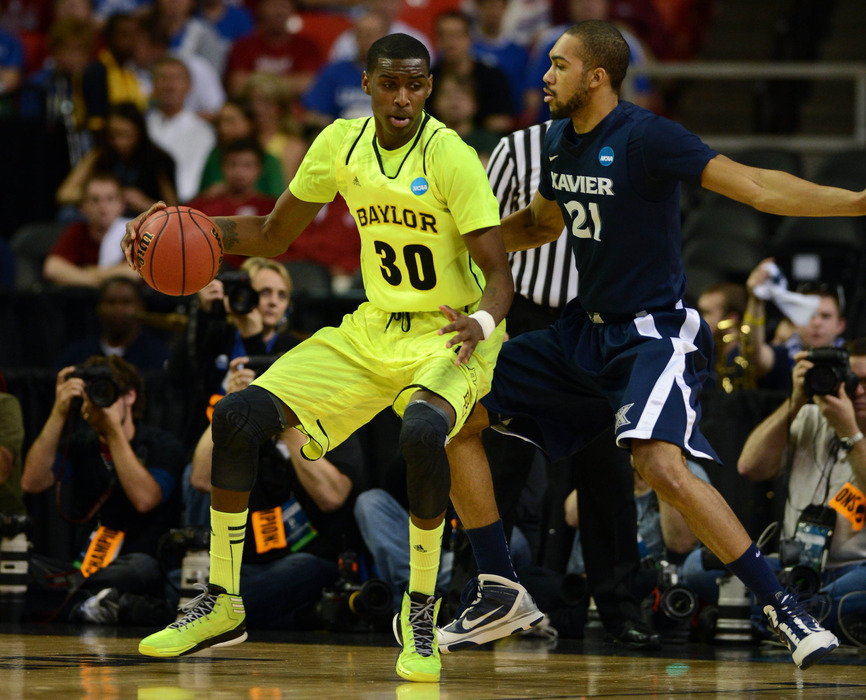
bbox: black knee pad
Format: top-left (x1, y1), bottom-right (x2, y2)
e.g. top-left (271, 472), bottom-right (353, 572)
top-left (211, 385), bottom-right (288, 491)
top-left (400, 401), bottom-right (451, 520)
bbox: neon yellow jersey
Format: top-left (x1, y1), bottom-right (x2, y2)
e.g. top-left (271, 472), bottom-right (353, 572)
top-left (289, 113), bottom-right (500, 312)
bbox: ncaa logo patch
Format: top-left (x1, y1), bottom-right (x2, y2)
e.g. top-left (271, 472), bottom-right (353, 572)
top-left (599, 146), bottom-right (614, 166)
top-left (411, 177), bottom-right (429, 195)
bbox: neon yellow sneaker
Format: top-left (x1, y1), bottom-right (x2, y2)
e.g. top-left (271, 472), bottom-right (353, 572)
top-left (139, 583), bottom-right (247, 658)
top-left (395, 591), bottom-right (441, 683)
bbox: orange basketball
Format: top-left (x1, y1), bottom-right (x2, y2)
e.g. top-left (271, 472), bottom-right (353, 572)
top-left (135, 206), bottom-right (224, 296)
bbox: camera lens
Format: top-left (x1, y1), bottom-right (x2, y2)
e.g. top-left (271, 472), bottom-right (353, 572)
top-left (349, 579), bottom-right (394, 618)
top-left (779, 565), bottom-right (822, 597)
top-left (660, 585), bottom-right (698, 620)
top-left (229, 285), bottom-right (260, 315)
top-left (805, 365), bottom-right (840, 396)
top-left (86, 377), bottom-right (120, 407)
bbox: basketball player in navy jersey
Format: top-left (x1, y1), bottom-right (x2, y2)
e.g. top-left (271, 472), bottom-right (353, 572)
top-left (436, 20), bottom-right (866, 669)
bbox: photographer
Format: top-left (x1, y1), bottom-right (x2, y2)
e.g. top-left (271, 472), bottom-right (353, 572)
top-left (187, 356), bottom-right (370, 630)
top-left (167, 257), bottom-right (300, 453)
top-left (0, 375), bottom-right (27, 522)
top-left (738, 339), bottom-right (866, 643)
top-left (21, 356), bottom-right (186, 625)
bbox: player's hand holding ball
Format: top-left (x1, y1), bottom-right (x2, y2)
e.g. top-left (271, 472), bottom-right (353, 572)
top-left (122, 203), bottom-right (224, 296)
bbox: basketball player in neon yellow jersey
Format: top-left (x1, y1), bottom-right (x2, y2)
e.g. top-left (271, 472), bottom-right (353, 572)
top-left (122, 34), bottom-right (518, 682)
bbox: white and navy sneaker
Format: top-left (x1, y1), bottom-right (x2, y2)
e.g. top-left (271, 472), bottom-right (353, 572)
top-left (437, 574), bottom-right (543, 652)
top-left (763, 592), bottom-right (840, 669)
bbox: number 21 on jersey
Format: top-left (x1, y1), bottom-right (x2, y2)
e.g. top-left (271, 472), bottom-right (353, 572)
top-left (564, 201), bottom-right (602, 241)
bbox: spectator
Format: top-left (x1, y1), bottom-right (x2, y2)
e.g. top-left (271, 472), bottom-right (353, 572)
top-left (145, 56), bottom-right (216, 202)
top-left (166, 257), bottom-right (301, 453)
top-left (152, 0), bottom-right (229, 76)
top-left (197, 0), bottom-right (255, 45)
top-left (0, 28), bottom-right (25, 99)
top-left (186, 356), bottom-right (369, 629)
top-left (429, 72), bottom-right (500, 167)
top-left (21, 355), bottom-right (185, 626)
top-left (696, 281), bottom-right (750, 390)
top-left (240, 72), bottom-right (308, 188)
top-left (188, 137), bottom-right (279, 270)
top-left (18, 16), bottom-right (97, 213)
top-left (132, 9), bottom-right (226, 122)
top-left (430, 10), bottom-right (514, 134)
top-left (44, 172), bottom-right (140, 287)
top-left (471, 0), bottom-right (530, 113)
top-left (81, 12), bottom-right (147, 134)
top-left (91, 0), bottom-right (150, 27)
top-left (198, 99), bottom-right (285, 199)
top-left (0, 378), bottom-right (27, 521)
top-left (55, 276), bottom-right (171, 372)
top-left (57, 101), bottom-right (179, 217)
top-left (301, 10), bottom-right (387, 128)
top-left (745, 258), bottom-right (848, 392)
top-left (225, 0), bottom-right (322, 99)
top-left (738, 340), bottom-right (866, 644)
top-left (328, 0), bottom-right (433, 63)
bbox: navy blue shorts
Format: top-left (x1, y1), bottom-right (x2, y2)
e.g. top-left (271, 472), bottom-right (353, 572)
top-left (482, 298), bottom-right (721, 464)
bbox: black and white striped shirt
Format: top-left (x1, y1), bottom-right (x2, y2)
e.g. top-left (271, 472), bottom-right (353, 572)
top-left (486, 121), bottom-right (579, 310)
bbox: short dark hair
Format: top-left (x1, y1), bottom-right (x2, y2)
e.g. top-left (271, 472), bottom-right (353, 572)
top-left (221, 137), bottom-right (265, 165)
top-left (701, 282), bottom-right (748, 318)
top-left (366, 33), bottom-right (430, 75)
top-left (566, 20), bottom-right (630, 92)
top-left (80, 355), bottom-right (146, 420)
top-left (795, 281), bottom-right (846, 317)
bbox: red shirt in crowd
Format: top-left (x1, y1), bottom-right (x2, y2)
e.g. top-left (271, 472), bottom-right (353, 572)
top-left (225, 31), bottom-right (322, 80)
top-left (48, 221), bottom-right (100, 266)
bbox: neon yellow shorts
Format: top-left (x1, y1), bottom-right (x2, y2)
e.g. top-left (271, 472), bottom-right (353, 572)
top-left (253, 301), bottom-right (505, 459)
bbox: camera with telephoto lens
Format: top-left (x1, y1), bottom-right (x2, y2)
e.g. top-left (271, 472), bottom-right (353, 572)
top-left (217, 271), bottom-right (259, 315)
top-left (317, 551), bottom-right (393, 631)
top-left (237, 354), bottom-right (283, 373)
top-left (803, 347), bottom-right (860, 398)
top-left (647, 560), bottom-right (698, 642)
top-left (0, 513), bottom-right (30, 538)
top-left (778, 504), bottom-right (834, 597)
top-left (68, 365), bottom-right (120, 408)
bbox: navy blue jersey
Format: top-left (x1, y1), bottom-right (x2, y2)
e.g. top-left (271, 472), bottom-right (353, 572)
top-left (538, 102), bottom-right (717, 316)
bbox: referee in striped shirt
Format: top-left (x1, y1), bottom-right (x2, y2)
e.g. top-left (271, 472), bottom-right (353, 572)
top-left (484, 122), bottom-right (660, 649)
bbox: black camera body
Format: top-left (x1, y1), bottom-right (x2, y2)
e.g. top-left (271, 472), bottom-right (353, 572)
top-left (162, 526), bottom-right (211, 552)
top-left (317, 551), bottom-right (393, 632)
top-left (804, 347), bottom-right (860, 398)
top-left (0, 513), bottom-right (30, 538)
top-left (238, 355), bottom-right (283, 373)
top-left (68, 365), bottom-right (120, 408)
top-left (778, 504), bottom-right (834, 596)
top-left (218, 271), bottom-right (259, 315)
top-left (644, 560), bottom-right (698, 643)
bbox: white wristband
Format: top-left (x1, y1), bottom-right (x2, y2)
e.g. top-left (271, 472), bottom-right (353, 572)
top-left (468, 310), bottom-right (496, 341)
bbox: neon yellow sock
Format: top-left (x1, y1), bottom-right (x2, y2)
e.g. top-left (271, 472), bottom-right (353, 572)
top-left (408, 520), bottom-right (444, 596)
top-left (209, 507), bottom-right (248, 595)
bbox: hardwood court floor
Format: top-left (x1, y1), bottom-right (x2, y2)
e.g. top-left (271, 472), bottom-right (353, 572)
top-left (2, 624), bottom-right (865, 699)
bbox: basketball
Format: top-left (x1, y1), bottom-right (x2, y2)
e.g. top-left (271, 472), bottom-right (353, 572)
top-left (135, 206), bottom-right (224, 296)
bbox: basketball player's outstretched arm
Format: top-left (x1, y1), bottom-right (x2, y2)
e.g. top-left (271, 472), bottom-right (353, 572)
top-left (701, 154), bottom-right (866, 217)
top-left (121, 191), bottom-right (326, 268)
top-left (500, 191), bottom-right (566, 252)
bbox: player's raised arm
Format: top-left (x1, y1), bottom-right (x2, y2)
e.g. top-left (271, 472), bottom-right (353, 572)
top-left (500, 190), bottom-right (566, 252)
top-left (701, 154), bottom-right (866, 217)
